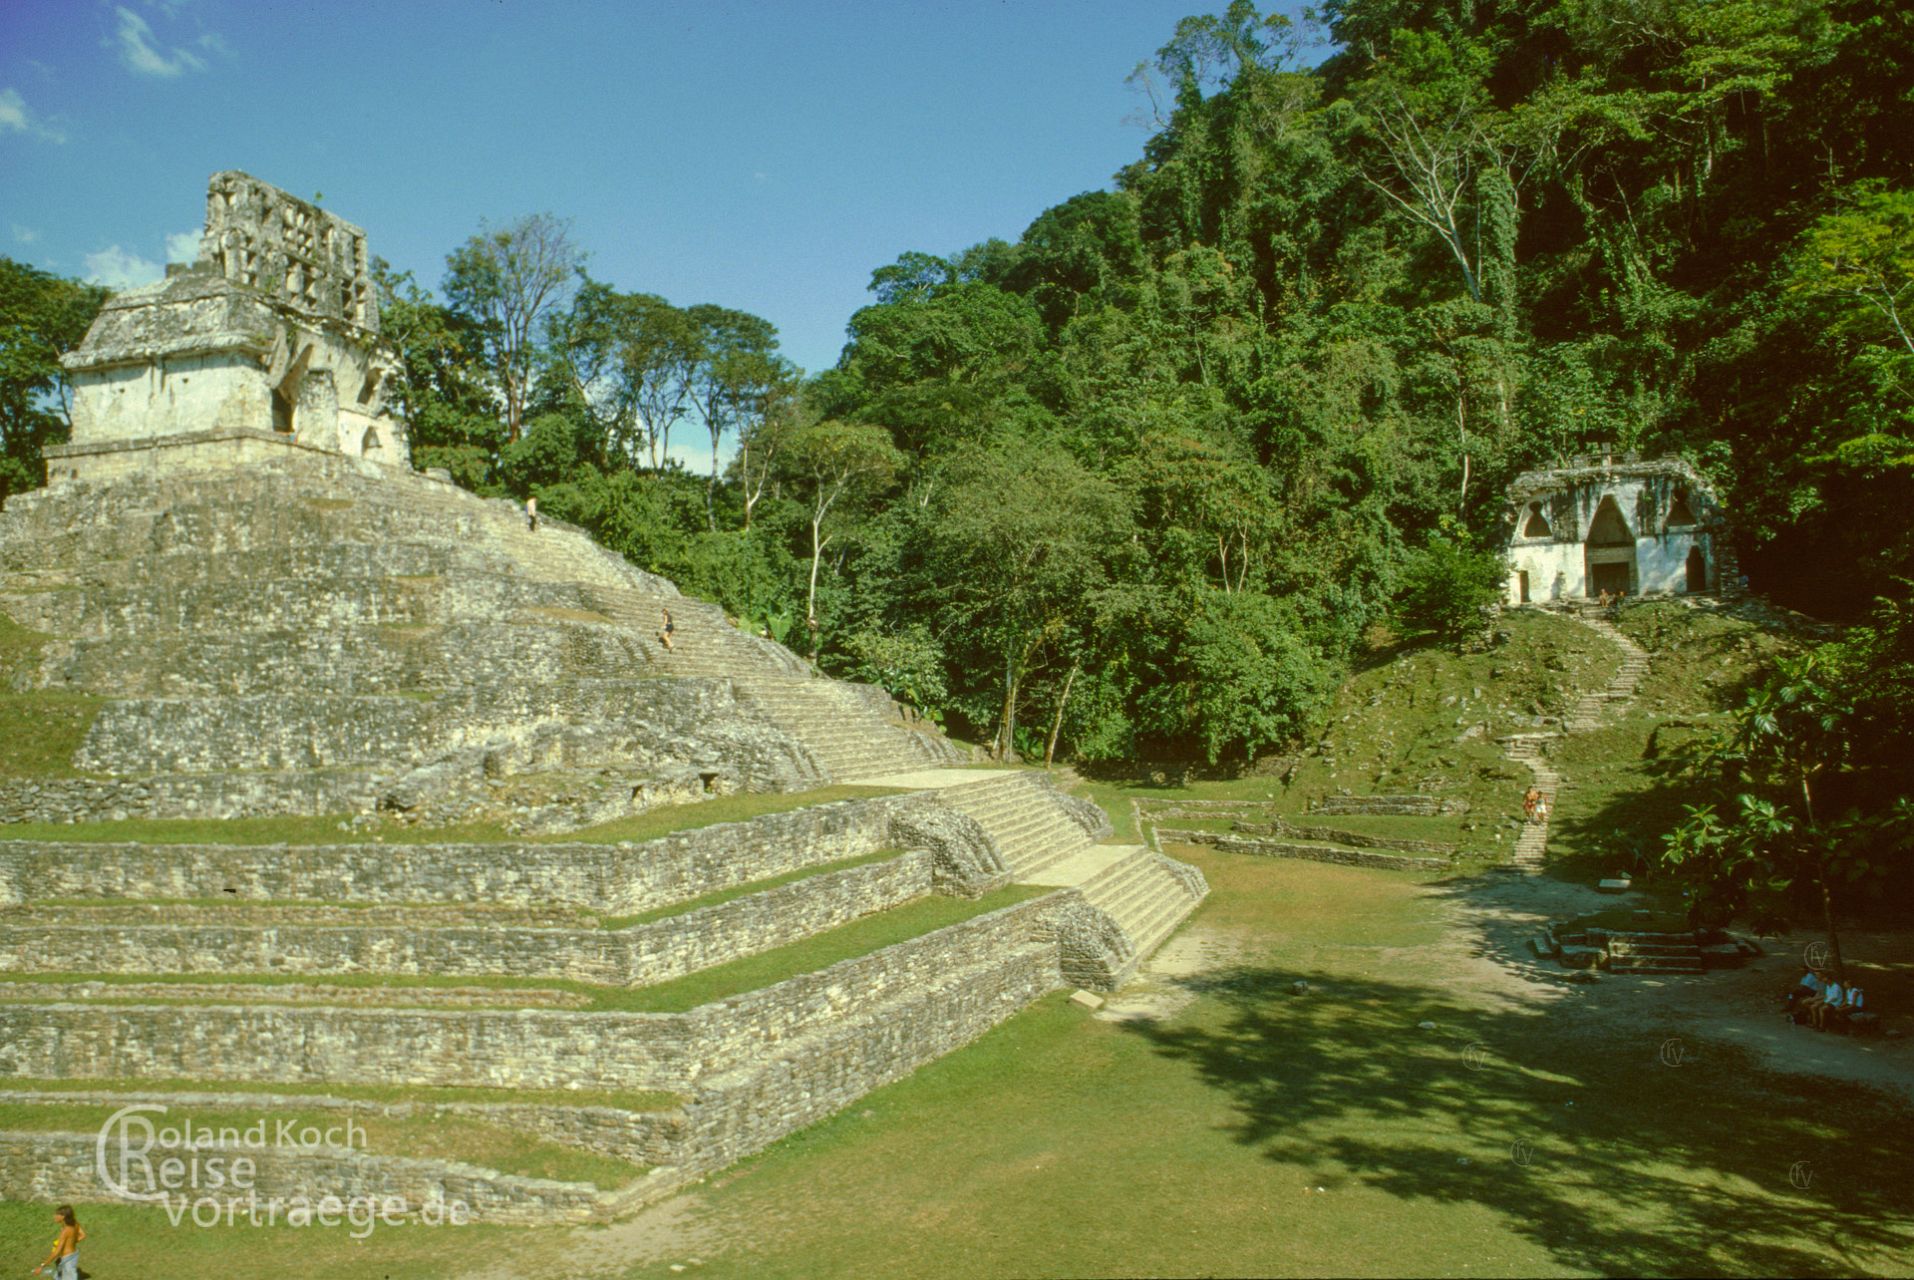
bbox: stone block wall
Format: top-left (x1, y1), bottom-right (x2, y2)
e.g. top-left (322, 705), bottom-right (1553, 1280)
top-left (0, 896), bottom-right (1067, 1093)
top-left (0, 794), bottom-right (903, 913)
top-left (0, 1131), bottom-right (643, 1227)
top-left (0, 853), bottom-right (934, 986)
top-left (1157, 828), bottom-right (1449, 872)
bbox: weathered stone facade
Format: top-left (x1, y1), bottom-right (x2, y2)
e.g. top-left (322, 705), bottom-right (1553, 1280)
top-left (52, 173), bottom-right (406, 483)
top-left (1502, 453), bottom-right (1728, 604)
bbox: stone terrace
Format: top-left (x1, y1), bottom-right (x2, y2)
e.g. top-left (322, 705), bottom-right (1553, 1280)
top-left (0, 771), bottom-right (1206, 1221)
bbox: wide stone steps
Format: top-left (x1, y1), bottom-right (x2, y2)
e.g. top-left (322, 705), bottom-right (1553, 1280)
top-left (947, 811), bottom-right (1091, 879)
top-left (1081, 852), bottom-right (1178, 929)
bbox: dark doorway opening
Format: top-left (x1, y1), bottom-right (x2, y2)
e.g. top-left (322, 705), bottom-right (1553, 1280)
top-left (1685, 546), bottom-right (1707, 594)
top-left (1584, 495), bottom-right (1636, 597)
top-left (1590, 561), bottom-right (1631, 596)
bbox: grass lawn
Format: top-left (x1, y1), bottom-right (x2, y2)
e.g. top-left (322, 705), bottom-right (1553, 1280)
top-left (3, 851), bottom-right (1909, 1276)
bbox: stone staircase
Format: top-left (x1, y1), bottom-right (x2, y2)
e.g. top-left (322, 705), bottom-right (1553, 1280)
top-left (734, 677), bottom-right (963, 781)
top-left (1500, 732), bottom-right (1558, 872)
top-left (914, 771), bottom-right (1208, 982)
top-left (1604, 932), bottom-right (1706, 974)
top-left (1564, 612), bottom-right (1652, 732)
top-left (935, 773), bottom-right (1107, 880)
top-left (1495, 608), bottom-right (1652, 873)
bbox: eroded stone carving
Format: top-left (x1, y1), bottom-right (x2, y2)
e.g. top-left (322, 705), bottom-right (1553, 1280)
top-left (52, 171), bottom-right (408, 482)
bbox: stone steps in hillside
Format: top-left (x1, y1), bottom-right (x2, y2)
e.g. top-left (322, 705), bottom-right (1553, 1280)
top-left (1605, 937), bottom-right (1705, 973)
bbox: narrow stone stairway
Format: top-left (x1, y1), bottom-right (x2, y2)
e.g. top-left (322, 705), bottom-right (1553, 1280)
top-left (1497, 608), bottom-right (1653, 872)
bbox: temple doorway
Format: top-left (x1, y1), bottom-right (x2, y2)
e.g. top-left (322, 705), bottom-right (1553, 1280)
top-left (1584, 495), bottom-right (1636, 597)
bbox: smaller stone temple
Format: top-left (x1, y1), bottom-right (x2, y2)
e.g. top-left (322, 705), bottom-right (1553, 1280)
top-left (48, 171), bottom-right (408, 483)
top-left (1502, 451), bottom-right (1728, 604)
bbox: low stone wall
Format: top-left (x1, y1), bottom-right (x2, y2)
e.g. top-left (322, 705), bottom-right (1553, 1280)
top-left (0, 770), bottom-right (382, 826)
top-left (1234, 819), bottom-right (1455, 856)
top-left (0, 793), bottom-right (903, 914)
top-left (1311, 794), bottom-right (1468, 817)
top-left (0, 853), bottom-right (933, 986)
top-left (0, 1086), bottom-right (689, 1172)
top-left (0, 895), bottom-right (1067, 1093)
top-left (1155, 829), bottom-right (1450, 872)
top-left (683, 942), bottom-right (1062, 1173)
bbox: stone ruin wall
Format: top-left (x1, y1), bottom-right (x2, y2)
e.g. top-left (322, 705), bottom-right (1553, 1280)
top-left (52, 171), bottom-right (407, 481)
top-left (1503, 456), bottom-right (1727, 604)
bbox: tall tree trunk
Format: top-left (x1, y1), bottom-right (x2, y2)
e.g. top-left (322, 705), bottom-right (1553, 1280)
top-left (1802, 770), bottom-right (1846, 982)
top-left (1044, 663), bottom-right (1079, 768)
top-left (996, 655), bottom-right (1020, 762)
top-left (706, 432), bottom-right (720, 532)
top-left (806, 519), bottom-right (826, 660)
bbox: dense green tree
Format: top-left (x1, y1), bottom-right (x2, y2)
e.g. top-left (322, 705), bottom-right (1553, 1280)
top-left (0, 259), bottom-right (106, 499)
top-left (443, 213), bottom-right (584, 442)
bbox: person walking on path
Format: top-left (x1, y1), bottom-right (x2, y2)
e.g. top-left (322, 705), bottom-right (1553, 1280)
top-left (33, 1205), bottom-right (83, 1279)
top-left (658, 607), bottom-right (676, 652)
top-left (1523, 786), bottom-right (1540, 824)
top-left (525, 495), bottom-right (538, 532)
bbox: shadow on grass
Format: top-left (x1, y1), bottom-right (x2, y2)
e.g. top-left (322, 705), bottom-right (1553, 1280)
top-left (1131, 959), bottom-right (1914, 1277)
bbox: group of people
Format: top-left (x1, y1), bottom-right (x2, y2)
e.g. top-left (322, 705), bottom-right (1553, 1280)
top-left (1522, 785), bottom-right (1550, 825)
top-left (1786, 968), bottom-right (1868, 1032)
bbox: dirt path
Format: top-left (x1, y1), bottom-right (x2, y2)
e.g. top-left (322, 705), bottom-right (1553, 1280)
top-left (1446, 870), bottom-right (1914, 1100)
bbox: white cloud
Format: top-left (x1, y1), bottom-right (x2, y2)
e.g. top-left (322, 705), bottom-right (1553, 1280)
top-left (165, 230), bottom-right (200, 263)
top-left (115, 6), bottom-right (208, 78)
top-left (84, 245), bottom-right (164, 291)
top-left (0, 87), bottom-right (67, 143)
top-left (11, 224), bottom-right (40, 245)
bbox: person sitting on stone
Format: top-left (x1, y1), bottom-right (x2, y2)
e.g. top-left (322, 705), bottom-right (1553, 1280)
top-left (658, 607), bottom-right (676, 652)
top-left (1785, 968), bottom-right (1825, 1020)
top-left (1816, 982), bottom-right (1865, 1033)
top-left (1804, 976), bottom-right (1846, 1031)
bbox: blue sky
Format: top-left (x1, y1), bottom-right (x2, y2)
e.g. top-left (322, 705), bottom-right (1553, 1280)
top-left (1, 0), bottom-right (1228, 378)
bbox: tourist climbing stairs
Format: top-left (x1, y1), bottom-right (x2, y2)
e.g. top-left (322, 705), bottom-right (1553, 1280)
top-left (1496, 609), bottom-right (1653, 872)
top-left (1501, 732), bottom-right (1558, 872)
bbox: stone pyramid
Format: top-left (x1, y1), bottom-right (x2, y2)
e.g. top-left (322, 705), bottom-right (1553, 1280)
top-left (0, 174), bottom-right (1207, 1224)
